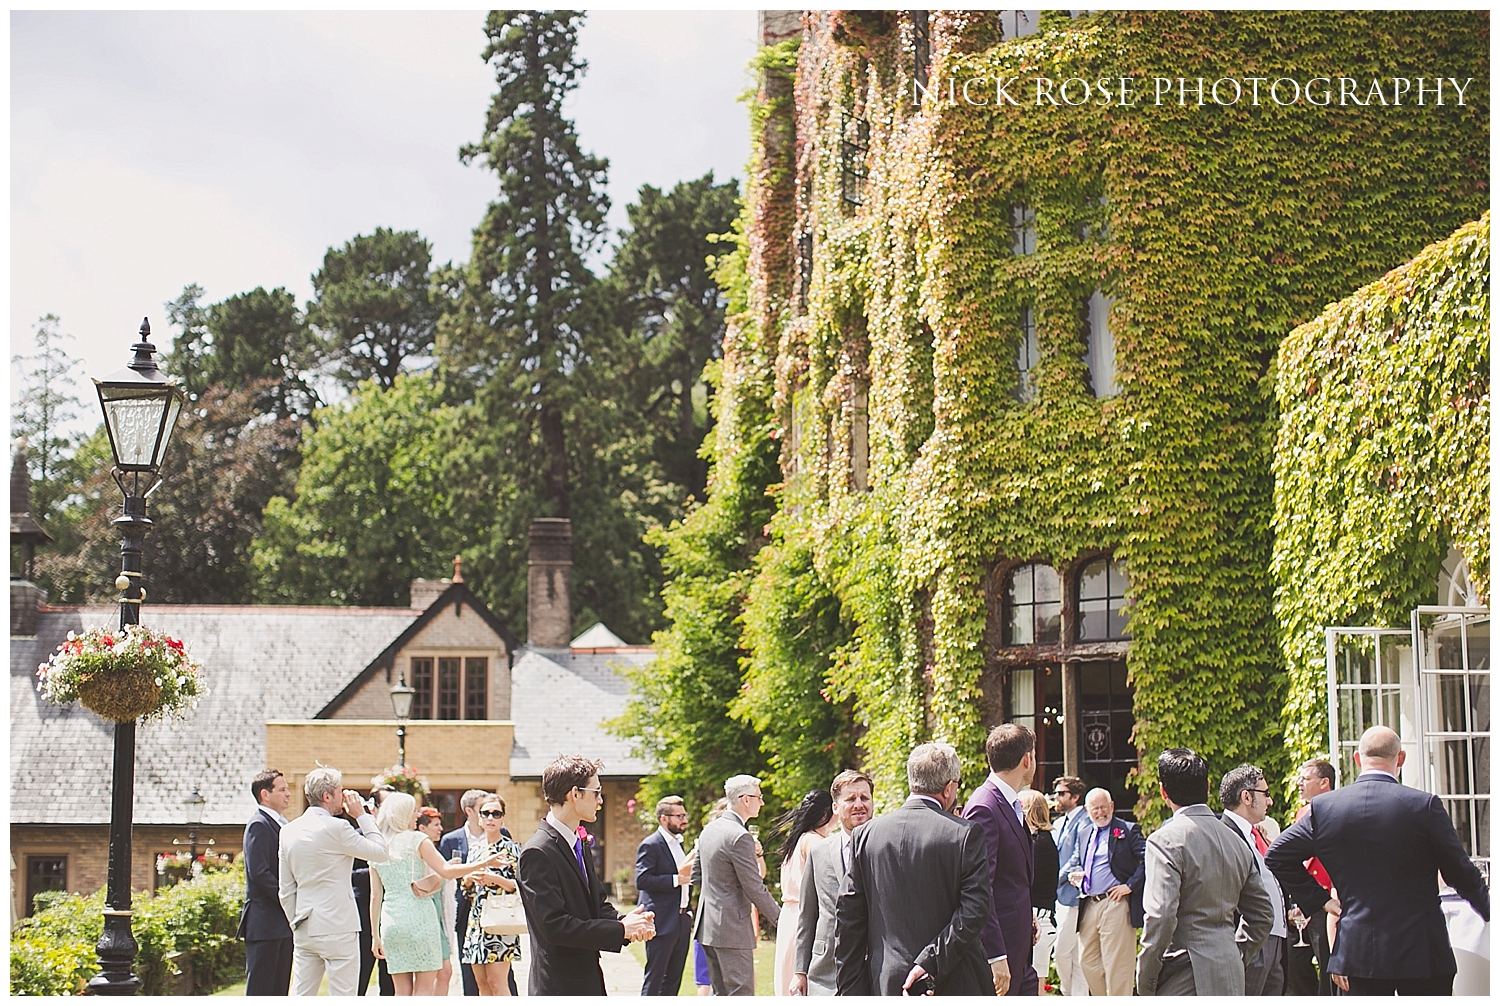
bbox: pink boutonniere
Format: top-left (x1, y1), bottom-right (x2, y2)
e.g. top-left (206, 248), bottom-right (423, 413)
top-left (1112, 827), bottom-right (1125, 839)
top-left (577, 825), bottom-right (595, 846)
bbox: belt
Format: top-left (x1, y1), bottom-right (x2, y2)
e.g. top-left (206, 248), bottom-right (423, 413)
top-left (1083, 893), bottom-right (1110, 902)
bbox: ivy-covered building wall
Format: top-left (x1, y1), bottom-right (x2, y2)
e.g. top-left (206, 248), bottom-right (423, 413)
top-left (624, 11), bottom-right (1489, 826)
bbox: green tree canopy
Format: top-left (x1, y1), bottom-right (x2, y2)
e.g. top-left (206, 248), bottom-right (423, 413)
top-left (10, 314), bottom-right (84, 519)
top-left (307, 228), bottom-right (438, 391)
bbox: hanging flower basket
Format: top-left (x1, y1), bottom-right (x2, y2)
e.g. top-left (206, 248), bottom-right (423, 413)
top-left (36, 625), bottom-right (206, 722)
top-left (372, 765), bottom-right (430, 797)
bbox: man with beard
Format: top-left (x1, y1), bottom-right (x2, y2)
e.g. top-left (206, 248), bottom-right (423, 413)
top-left (791, 770), bottom-right (876, 995)
top-left (636, 796), bottom-right (697, 995)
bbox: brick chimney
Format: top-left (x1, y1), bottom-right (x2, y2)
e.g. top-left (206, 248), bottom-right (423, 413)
top-left (527, 518), bottom-right (572, 649)
top-left (10, 581), bottom-right (46, 638)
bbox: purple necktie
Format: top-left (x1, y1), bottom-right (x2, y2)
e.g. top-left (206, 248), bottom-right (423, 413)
top-left (574, 837), bottom-right (589, 883)
top-left (1083, 828), bottom-right (1101, 895)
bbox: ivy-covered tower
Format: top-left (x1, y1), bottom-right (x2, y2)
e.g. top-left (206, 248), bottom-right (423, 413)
top-left (731, 10), bottom-right (1487, 819)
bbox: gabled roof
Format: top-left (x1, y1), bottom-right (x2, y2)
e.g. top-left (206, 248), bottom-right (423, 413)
top-left (570, 622), bottom-right (628, 648)
top-left (315, 581), bottom-right (520, 719)
top-left (508, 645), bottom-right (656, 779)
top-left (11, 604), bottom-right (419, 827)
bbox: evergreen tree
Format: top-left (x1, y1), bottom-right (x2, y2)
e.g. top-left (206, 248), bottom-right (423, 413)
top-left (307, 228), bottom-right (438, 392)
top-left (10, 314), bottom-right (84, 520)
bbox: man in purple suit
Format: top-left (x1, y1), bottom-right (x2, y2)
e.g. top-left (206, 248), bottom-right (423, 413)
top-left (962, 723), bottom-right (1040, 996)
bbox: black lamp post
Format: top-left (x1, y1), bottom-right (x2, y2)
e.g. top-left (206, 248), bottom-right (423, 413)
top-left (184, 788), bottom-right (205, 861)
top-left (87, 319), bottom-right (184, 996)
top-left (390, 679), bottom-right (415, 768)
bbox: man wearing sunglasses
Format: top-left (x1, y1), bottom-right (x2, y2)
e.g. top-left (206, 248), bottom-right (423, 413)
top-left (1220, 765), bottom-right (1287, 995)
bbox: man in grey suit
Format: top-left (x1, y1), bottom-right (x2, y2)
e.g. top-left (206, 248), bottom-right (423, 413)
top-left (1137, 748), bottom-right (1274, 996)
top-left (691, 774), bottom-right (781, 995)
top-left (834, 742), bottom-right (991, 996)
top-left (1218, 764), bottom-right (1287, 995)
top-left (791, 769), bottom-right (874, 995)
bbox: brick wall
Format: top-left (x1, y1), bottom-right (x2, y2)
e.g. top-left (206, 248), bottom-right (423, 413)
top-left (11, 824), bottom-right (245, 919)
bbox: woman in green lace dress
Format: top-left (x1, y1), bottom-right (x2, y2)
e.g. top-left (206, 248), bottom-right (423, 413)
top-left (461, 794), bottom-right (523, 995)
top-left (371, 793), bottom-right (502, 995)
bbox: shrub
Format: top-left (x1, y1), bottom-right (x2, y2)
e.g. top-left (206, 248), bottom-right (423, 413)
top-left (10, 860), bottom-right (246, 996)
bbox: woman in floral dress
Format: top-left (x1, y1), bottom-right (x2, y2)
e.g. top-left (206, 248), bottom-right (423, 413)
top-left (461, 794), bottom-right (523, 995)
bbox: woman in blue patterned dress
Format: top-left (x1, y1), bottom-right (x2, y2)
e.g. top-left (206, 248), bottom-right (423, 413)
top-left (371, 793), bottom-right (502, 995)
top-left (460, 794), bottom-right (523, 995)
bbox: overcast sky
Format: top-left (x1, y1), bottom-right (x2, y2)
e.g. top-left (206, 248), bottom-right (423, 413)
top-left (11, 10), bottom-right (758, 435)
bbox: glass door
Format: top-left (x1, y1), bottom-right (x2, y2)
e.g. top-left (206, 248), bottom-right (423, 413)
top-left (1325, 627), bottom-right (1416, 785)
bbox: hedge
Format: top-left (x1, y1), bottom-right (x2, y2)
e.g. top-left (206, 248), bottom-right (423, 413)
top-left (10, 863), bottom-right (246, 996)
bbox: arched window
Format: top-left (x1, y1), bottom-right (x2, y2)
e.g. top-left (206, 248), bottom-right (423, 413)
top-left (1007, 562), bottom-right (1061, 644)
top-left (1079, 557), bottom-right (1130, 640)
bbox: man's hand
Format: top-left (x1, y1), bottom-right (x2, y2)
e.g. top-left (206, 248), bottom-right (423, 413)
top-left (991, 957), bottom-right (1011, 995)
top-left (623, 905), bottom-right (656, 942)
top-left (1322, 896), bottom-right (1341, 920)
top-left (677, 849), bottom-right (695, 884)
top-left (790, 973), bottom-right (807, 996)
top-left (342, 790), bottom-right (366, 818)
top-left (1331, 974), bottom-right (1349, 992)
top-left (901, 964), bottom-right (934, 996)
top-left (1106, 883), bottom-right (1132, 901)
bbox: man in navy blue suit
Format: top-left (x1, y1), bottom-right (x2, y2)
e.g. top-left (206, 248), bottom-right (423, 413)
top-left (237, 769), bottom-right (293, 995)
top-left (636, 796), bottom-right (697, 995)
top-left (1267, 725), bottom-right (1489, 996)
top-left (438, 789), bottom-right (517, 996)
top-left (962, 723), bottom-right (1040, 996)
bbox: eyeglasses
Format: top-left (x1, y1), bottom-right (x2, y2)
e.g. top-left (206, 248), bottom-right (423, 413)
top-left (663, 813), bottom-right (688, 820)
top-left (577, 786), bottom-right (603, 800)
top-left (1248, 789), bottom-right (1270, 798)
top-left (479, 810), bottom-right (505, 818)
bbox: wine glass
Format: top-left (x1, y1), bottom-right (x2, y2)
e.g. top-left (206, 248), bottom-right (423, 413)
top-left (1289, 906), bottom-right (1310, 948)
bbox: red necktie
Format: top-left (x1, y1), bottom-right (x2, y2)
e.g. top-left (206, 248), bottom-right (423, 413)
top-left (1252, 828), bottom-right (1269, 857)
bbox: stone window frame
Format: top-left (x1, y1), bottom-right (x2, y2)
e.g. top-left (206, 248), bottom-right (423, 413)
top-left (25, 854), bottom-right (67, 916)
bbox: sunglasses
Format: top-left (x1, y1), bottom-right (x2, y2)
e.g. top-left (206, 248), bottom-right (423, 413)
top-left (479, 810), bottom-right (506, 818)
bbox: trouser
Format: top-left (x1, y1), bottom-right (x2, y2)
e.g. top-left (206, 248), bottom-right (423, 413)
top-left (357, 916), bottom-right (375, 994)
top-left (1053, 902), bottom-right (1090, 995)
top-left (1244, 934), bottom-right (1284, 995)
top-left (1032, 908), bottom-right (1058, 988)
top-left (293, 932), bottom-right (361, 996)
top-left (703, 944), bottom-right (755, 996)
top-left (1345, 975), bottom-right (1454, 995)
top-left (245, 937), bottom-right (294, 995)
top-left (641, 912), bottom-right (694, 995)
top-left (1077, 894), bottom-right (1135, 996)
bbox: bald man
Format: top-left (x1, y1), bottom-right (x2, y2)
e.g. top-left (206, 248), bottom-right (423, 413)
top-left (1059, 788), bottom-right (1144, 996)
top-left (1266, 726), bottom-right (1489, 995)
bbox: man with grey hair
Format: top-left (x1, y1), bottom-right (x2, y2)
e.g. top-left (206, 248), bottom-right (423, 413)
top-left (691, 774), bottom-right (781, 994)
top-left (835, 742), bottom-right (990, 995)
top-left (279, 766), bottom-right (389, 996)
top-left (1267, 725), bottom-right (1489, 995)
top-left (1219, 765), bottom-right (1287, 995)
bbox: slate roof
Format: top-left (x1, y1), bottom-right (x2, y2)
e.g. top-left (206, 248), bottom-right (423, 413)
top-left (508, 645), bottom-right (656, 779)
top-left (11, 605), bottom-right (420, 827)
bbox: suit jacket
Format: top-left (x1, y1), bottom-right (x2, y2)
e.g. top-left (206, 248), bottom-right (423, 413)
top-left (795, 831), bottom-right (843, 994)
top-left (1136, 804), bottom-right (1272, 996)
top-left (1053, 806), bottom-right (1089, 908)
top-left (1060, 815), bottom-right (1147, 928)
top-left (1265, 772), bottom-right (1489, 981)
top-left (690, 812), bottom-right (780, 948)
top-left (238, 807), bottom-right (291, 941)
top-left (438, 826), bottom-right (476, 933)
top-left (834, 797), bottom-right (991, 996)
top-left (962, 780), bottom-right (1036, 969)
top-left (517, 819), bottom-right (627, 996)
top-left (635, 829), bottom-right (690, 939)
top-left (278, 807), bottom-right (389, 939)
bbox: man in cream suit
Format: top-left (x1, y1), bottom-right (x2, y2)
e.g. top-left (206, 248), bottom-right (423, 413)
top-left (279, 766), bottom-right (389, 996)
top-left (691, 774), bottom-right (781, 995)
top-left (792, 769), bottom-right (874, 995)
top-left (1137, 748), bottom-right (1273, 996)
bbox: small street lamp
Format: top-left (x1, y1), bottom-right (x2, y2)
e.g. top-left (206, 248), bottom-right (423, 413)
top-left (184, 788), bottom-right (205, 861)
top-left (390, 679), bottom-right (415, 768)
top-left (87, 319), bottom-right (184, 996)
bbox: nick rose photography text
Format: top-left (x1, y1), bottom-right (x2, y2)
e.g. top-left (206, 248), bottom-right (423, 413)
top-left (914, 75), bottom-right (1479, 108)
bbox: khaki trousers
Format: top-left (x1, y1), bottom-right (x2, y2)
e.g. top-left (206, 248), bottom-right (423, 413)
top-left (1078, 895), bottom-right (1135, 996)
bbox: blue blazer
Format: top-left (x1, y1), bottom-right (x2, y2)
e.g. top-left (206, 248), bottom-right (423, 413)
top-left (1061, 815), bottom-right (1146, 928)
top-left (1053, 808), bottom-right (1089, 907)
top-left (237, 807), bottom-right (291, 941)
top-left (634, 830), bottom-right (689, 937)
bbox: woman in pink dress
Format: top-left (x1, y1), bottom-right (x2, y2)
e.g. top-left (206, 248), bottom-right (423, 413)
top-left (771, 790), bottom-right (834, 997)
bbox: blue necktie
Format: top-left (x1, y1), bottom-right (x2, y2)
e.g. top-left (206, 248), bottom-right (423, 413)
top-left (574, 837), bottom-right (589, 883)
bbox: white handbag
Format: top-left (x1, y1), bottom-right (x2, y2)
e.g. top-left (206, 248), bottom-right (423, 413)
top-left (480, 890), bottom-right (528, 935)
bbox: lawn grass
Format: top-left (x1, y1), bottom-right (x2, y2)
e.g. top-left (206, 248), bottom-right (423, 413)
top-left (626, 938), bottom-right (778, 995)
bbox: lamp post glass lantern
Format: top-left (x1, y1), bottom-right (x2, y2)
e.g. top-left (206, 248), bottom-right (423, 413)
top-left (391, 680), bottom-right (415, 768)
top-left (184, 788), bottom-right (205, 860)
top-left (88, 318), bottom-right (184, 996)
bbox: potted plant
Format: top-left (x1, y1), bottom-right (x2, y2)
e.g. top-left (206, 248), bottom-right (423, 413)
top-left (36, 625), bottom-right (205, 722)
top-left (371, 765), bottom-right (430, 799)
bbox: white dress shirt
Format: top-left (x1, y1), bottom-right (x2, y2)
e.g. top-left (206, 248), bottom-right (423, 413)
top-left (989, 772), bottom-right (1026, 824)
top-left (546, 811), bottom-right (580, 849)
top-left (1225, 811), bottom-right (1286, 938)
top-left (658, 825), bottom-right (690, 908)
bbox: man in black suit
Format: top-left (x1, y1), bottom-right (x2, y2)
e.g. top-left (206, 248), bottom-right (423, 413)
top-left (439, 788), bottom-right (498, 996)
top-left (1267, 725), bottom-right (1490, 995)
top-left (237, 769), bottom-right (294, 995)
top-left (635, 795), bottom-right (696, 995)
top-left (516, 755), bottom-right (657, 995)
top-left (834, 741), bottom-right (991, 996)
